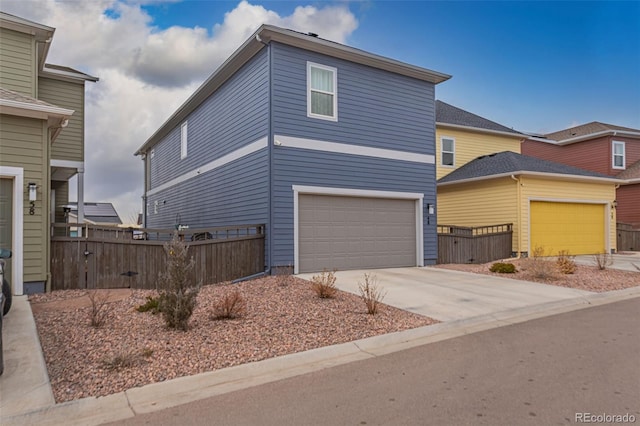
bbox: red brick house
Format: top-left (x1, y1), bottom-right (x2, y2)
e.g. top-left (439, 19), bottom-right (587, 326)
top-left (522, 122), bottom-right (640, 226)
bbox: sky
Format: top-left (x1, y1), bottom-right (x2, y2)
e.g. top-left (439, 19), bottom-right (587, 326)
top-left (1, 0), bottom-right (639, 222)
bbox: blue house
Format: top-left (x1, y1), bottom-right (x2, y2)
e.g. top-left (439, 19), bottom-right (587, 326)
top-left (135, 26), bottom-right (450, 274)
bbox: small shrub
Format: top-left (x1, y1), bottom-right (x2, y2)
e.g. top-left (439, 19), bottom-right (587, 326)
top-left (141, 347), bottom-right (154, 358)
top-left (358, 273), bottom-right (386, 315)
top-left (274, 265), bottom-right (293, 287)
top-left (102, 347), bottom-right (139, 370)
top-left (593, 252), bottom-right (614, 270)
top-left (158, 232), bottom-right (200, 331)
top-left (311, 270), bottom-right (338, 299)
top-left (524, 245), bottom-right (557, 280)
top-left (211, 290), bottom-right (246, 320)
top-left (556, 250), bottom-right (577, 274)
top-left (489, 262), bottom-right (517, 273)
top-left (87, 290), bottom-right (110, 327)
top-left (136, 295), bottom-right (161, 314)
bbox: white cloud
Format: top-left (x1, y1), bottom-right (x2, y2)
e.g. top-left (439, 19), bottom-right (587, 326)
top-left (0, 0), bottom-right (358, 221)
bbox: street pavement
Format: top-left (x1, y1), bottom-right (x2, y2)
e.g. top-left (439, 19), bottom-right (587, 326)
top-left (106, 297), bottom-right (640, 426)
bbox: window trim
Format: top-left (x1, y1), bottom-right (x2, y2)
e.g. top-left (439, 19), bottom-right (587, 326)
top-left (612, 140), bottom-right (625, 170)
top-left (180, 121), bottom-right (188, 159)
top-left (440, 136), bottom-right (455, 167)
top-left (307, 61), bottom-right (337, 122)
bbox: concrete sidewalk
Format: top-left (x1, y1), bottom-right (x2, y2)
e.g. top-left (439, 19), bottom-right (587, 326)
top-left (1, 272), bottom-right (639, 426)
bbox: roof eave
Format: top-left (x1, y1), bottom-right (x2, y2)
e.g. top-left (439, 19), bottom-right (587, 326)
top-left (0, 98), bottom-right (74, 120)
top-left (554, 130), bottom-right (640, 145)
top-left (41, 66), bottom-right (99, 83)
top-left (135, 24), bottom-right (452, 156)
top-left (438, 171), bottom-right (624, 187)
top-left (436, 122), bottom-right (524, 139)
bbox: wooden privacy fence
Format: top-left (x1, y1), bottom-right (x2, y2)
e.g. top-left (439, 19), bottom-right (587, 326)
top-left (50, 224), bottom-right (265, 290)
top-left (617, 222), bottom-right (640, 252)
top-left (437, 223), bottom-right (513, 264)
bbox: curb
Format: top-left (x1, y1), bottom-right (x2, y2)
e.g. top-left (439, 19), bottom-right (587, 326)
top-left (2, 286), bottom-right (639, 426)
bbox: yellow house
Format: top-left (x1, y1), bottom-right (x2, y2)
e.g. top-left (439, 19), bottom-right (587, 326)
top-left (434, 102), bottom-right (621, 257)
top-left (435, 101), bottom-right (524, 180)
top-left (437, 151), bottom-right (620, 256)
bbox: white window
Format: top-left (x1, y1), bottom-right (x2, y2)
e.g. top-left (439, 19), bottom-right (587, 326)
top-left (181, 122), bottom-right (188, 159)
top-left (307, 62), bottom-right (337, 121)
top-left (612, 141), bottom-right (625, 169)
top-left (441, 137), bottom-right (455, 167)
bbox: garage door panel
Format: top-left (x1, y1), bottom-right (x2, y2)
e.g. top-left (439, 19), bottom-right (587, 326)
top-left (299, 194), bottom-right (417, 273)
top-left (530, 201), bottom-right (605, 255)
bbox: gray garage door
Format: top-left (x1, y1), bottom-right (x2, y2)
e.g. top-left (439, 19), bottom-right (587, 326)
top-left (299, 194), bottom-right (417, 273)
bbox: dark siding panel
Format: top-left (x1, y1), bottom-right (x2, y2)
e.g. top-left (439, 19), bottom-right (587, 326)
top-left (271, 43), bottom-right (435, 155)
top-left (150, 49), bottom-right (269, 189)
top-left (270, 42), bottom-right (438, 268)
top-left (616, 184), bottom-right (640, 225)
top-left (272, 148), bottom-right (437, 267)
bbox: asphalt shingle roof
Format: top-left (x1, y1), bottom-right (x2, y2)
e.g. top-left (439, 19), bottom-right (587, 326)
top-left (545, 121), bottom-right (640, 141)
top-left (436, 100), bottom-right (522, 134)
top-left (616, 159), bottom-right (640, 180)
top-left (0, 86), bottom-right (61, 108)
top-left (68, 202), bottom-right (122, 224)
top-left (438, 151), bottom-right (617, 184)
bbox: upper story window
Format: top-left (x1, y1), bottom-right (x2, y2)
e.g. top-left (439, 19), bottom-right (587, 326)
top-left (181, 122), bottom-right (188, 159)
top-left (441, 137), bottom-right (455, 167)
top-left (307, 62), bottom-right (337, 121)
top-left (612, 141), bottom-right (625, 169)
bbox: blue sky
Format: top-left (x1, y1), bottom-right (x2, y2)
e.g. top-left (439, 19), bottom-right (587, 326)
top-left (3, 0), bottom-right (638, 219)
top-left (141, 1), bottom-right (640, 133)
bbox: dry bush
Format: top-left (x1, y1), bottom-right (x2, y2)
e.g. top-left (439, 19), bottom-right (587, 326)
top-left (102, 346), bottom-right (139, 371)
top-left (593, 252), bottom-right (614, 270)
top-left (211, 290), bottom-right (246, 320)
top-left (523, 246), bottom-right (558, 280)
top-left (311, 270), bottom-right (338, 299)
top-left (86, 290), bottom-right (110, 327)
top-left (556, 250), bottom-right (577, 274)
top-left (274, 265), bottom-right (293, 287)
top-left (158, 232), bottom-right (199, 331)
top-left (358, 273), bottom-right (386, 315)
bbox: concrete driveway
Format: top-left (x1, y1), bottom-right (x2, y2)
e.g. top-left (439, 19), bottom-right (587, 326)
top-left (299, 267), bottom-right (593, 321)
top-left (574, 252), bottom-right (640, 272)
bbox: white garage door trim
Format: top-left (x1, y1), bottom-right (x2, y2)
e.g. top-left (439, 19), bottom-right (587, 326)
top-left (0, 166), bottom-right (24, 295)
top-left (527, 197), bottom-right (611, 254)
top-left (292, 185), bottom-right (424, 274)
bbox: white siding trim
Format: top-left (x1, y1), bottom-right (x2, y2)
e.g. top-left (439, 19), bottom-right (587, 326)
top-left (50, 159), bottom-right (84, 172)
top-left (0, 166), bottom-right (24, 295)
top-left (275, 135), bottom-right (435, 164)
top-left (180, 122), bottom-right (188, 159)
top-left (147, 137), bottom-right (268, 196)
top-left (292, 185), bottom-right (424, 274)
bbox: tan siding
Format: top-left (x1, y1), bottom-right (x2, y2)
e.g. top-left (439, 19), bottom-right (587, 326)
top-left (38, 77), bottom-right (85, 161)
top-left (436, 127), bottom-right (522, 179)
top-left (437, 177), bottom-right (520, 251)
top-left (519, 177), bottom-right (617, 253)
top-left (0, 27), bottom-right (35, 96)
top-left (0, 115), bottom-right (49, 282)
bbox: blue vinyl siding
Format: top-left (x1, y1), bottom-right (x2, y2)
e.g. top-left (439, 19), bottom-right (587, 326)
top-left (150, 48), bottom-right (269, 189)
top-left (271, 42), bottom-right (436, 155)
top-left (146, 148), bottom-right (269, 230)
top-left (270, 43), bottom-right (438, 267)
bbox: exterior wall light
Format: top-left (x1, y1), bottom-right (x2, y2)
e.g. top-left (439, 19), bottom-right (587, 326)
top-left (28, 182), bottom-right (37, 215)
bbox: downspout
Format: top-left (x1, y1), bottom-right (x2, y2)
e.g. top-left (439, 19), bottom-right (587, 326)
top-left (257, 33), bottom-right (273, 275)
top-left (511, 175), bottom-right (522, 258)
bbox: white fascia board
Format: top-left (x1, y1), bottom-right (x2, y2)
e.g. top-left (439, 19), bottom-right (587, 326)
top-left (555, 130), bottom-right (640, 145)
top-left (436, 122), bottom-right (524, 139)
top-left (51, 159), bottom-right (84, 173)
top-left (292, 185), bottom-right (424, 200)
top-left (147, 137), bottom-right (268, 196)
top-left (438, 171), bottom-right (624, 187)
top-left (41, 66), bottom-right (99, 83)
top-left (0, 99), bottom-right (74, 119)
top-left (275, 135), bottom-right (435, 165)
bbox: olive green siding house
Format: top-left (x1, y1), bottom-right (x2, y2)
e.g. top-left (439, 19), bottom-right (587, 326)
top-left (0, 12), bottom-right (97, 294)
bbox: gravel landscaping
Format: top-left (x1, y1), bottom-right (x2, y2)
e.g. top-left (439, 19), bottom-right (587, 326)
top-left (435, 257), bottom-right (640, 292)
top-left (30, 276), bottom-right (437, 403)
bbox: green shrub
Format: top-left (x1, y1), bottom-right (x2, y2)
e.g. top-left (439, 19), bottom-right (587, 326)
top-left (136, 295), bottom-right (161, 314)
top-left (157, 232), bottom-right (199, 331)
top-left (489, 262), bottom-right (517, 273)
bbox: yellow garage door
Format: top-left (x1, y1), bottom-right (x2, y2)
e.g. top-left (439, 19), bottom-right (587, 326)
top-left (530, 201), bottom-right (605, 255)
